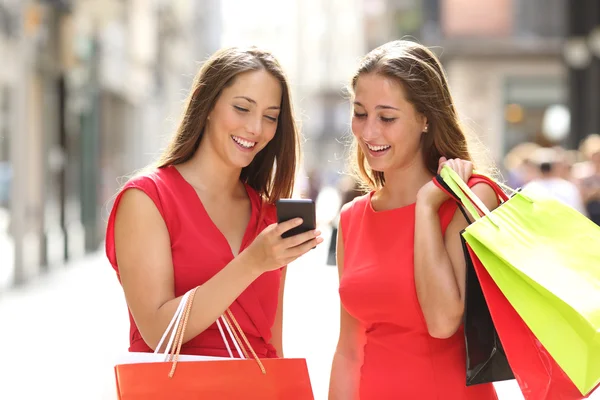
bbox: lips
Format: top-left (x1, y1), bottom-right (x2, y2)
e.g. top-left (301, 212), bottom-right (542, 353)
top-left (366, 143), bottom-right (391, 152)
top-left (364, 142), bottom-right (391, 157)
top-left (231, 135), bottom-right (257, 150)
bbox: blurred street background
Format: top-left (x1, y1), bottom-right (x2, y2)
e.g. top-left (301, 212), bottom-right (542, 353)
top-left (1, 0), bottom-right (600, 399)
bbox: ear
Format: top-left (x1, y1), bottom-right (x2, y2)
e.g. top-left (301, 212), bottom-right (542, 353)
top-left (420, 114), bottom-right (429, 133)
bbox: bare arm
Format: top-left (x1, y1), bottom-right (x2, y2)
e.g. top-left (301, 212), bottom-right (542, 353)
top-left (414, 183), bottom-right (499, 338)
top-left (328, 223), bottom-right (365, 400)
top-left (580, 179), bottom-right (600, 204)
top-left (270, 267), bottom-right (287, 357)
top-left (114, 189), bottom-right (319, 350)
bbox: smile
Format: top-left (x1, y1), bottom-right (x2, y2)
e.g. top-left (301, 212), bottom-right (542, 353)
top-left (231, 135), bottom-right (257, 149)
top-left (366, 143), bottom-right (391, 152)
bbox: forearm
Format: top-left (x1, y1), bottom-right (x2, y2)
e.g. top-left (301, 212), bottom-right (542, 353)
top-left (582, 187), bottom-right (600, 203)
top-left (146, 255), bottom-right (261, 350)
top-left (413, 202), bottom-right (463, 337)
top-left (328, 352), bottom-right (362, 400)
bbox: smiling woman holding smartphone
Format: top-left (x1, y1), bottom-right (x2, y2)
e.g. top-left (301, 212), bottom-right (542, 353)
top-left (105, 47), bottom-right (323, 359)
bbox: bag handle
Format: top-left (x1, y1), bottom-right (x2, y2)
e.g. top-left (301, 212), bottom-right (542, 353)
top-left (155, 288), bottom-right (267, 377)
top-left (155, 289), bottom-right (192, 359)
top-left (439, 166), bottom-right (505, 227)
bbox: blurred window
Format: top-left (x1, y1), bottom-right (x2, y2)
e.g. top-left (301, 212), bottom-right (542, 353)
top-left (503, 77), bottom-right (567, 153)
top-left (513, 0), bottom-right (565, 38)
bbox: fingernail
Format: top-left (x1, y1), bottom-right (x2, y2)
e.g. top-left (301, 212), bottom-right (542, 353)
top-left (296, 218), bottom-right (303, 224)
top-left (314, 230), bottom-right (321, 236)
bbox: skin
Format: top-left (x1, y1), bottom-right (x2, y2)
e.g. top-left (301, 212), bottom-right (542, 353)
top-left (329, 73), bottom-right (499, 399)
top-left (114, 69), bottom-right (323, 355)
top-left (581, 152), bottom-right (600, 203)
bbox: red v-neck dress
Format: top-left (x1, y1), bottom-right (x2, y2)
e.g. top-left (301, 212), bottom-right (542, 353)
top-left (105, 165), bottom-right (281, 358)
top-left (339, 178), bottom-right (498, 399)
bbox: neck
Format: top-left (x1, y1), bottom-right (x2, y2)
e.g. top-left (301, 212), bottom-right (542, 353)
top-left (379, 152), bottom-right (433, 204)
top-left (179, 140), bottom-right (243, 197)
top-left (539, 172), bottom-right (557, 180)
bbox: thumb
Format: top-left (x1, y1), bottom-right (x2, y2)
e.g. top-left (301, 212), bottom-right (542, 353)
top-left (437, 157), bottom-right (447, 174)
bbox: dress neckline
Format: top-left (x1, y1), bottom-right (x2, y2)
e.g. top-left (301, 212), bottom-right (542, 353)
top-left (367, 190), bottom-right (416, 214)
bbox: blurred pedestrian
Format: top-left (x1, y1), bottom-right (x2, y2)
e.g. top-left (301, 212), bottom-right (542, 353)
top-left (328, 40), bottom-right (499, 399)
top-left (325, 175), bottom-right (363, 266)
top-left (579, 134), bottom-right (600, 225)
top-left (503, 142), bottom-right (540, 188)
top-left (105, 47), bottom-right (322, 360)
top-left (523, 147), bottom-right (586, 215)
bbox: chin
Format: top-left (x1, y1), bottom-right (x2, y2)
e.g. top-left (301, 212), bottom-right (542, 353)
top-left (365, 159), bottom-right (386, 172)
top-left (231, 154), bottom-right (258, 170)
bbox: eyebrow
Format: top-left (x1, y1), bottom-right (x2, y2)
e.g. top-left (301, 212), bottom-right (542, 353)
top-left (234, 96), bottom-right (281, 110)
top-left (354, 101), bottom-right (399, 111)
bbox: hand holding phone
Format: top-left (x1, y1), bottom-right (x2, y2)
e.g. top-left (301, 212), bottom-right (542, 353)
top-left (276, 199), bottom-right (316, 239)
top-left (239, 200), bottom-right (321, 273)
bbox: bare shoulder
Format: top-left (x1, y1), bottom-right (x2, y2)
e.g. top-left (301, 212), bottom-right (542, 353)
top-left (470, 181), bottom-right (501, 211)
top-left (115, 187), bottom-right (163, 224)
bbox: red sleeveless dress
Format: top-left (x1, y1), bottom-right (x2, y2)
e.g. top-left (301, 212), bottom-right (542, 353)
top-left (105, 165), bottom-right (281, 358)
top-left (339, 177), bottom-right (498, 399)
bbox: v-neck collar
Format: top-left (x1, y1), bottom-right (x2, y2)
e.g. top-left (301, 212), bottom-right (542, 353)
top-left (169, 165), bottom-right (256, 258)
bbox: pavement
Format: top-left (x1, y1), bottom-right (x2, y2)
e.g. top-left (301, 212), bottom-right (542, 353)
top-left (0, 227), bottom-right (584, 399)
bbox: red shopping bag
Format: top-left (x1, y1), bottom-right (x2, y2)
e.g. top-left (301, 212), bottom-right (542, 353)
top-left (114, 288), bottom-right (314, 399)
top-left (115, 357), bottom-right (314, 400)
top-left (467, 245), bottom-right (596, 400)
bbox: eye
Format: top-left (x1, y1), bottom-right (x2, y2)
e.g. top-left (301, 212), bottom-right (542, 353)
top-left (264, 115), bottom-right (278, 122)
top-left (353, 112), bottom-right (367, 118)
top-left (234, 105), bottom-right (249, 113)
top-left (380, 117), bottom-right (396, 123)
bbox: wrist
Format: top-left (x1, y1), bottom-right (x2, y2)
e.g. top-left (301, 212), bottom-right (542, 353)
top-left (234, 251), bottom-right (263, 280)
top-left (416, 188), bottom-right (447, 210)
top-left (415, 199), bottom-right (441, 214)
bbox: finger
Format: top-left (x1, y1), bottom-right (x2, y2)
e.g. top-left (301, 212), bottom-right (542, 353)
top-left (458, 161), bottom-right (468, 183)
top-left (447, 159), bottom-right (457, 174)
top-left (453, 160), bottom-right (465, 181)
top-left (437, 157), bottom-right (448, 174)
top-left (452, 160), bottom-right (466, 182)
top-left (275, 218), bottom-right (303, 236)
top-left (281, 229), bottom-right (321, 248)
top-left (285, 236), bottom-right (324, 258)
top-left (463, 162), bottom-right (473, 182)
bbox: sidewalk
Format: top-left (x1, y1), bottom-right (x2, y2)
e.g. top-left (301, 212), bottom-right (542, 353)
top-left (0, 234), bottom-right (541, 399)
top-left (0, 251), bottom-right (129, 399)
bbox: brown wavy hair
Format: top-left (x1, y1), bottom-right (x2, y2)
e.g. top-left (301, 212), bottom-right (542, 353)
top-left (156, 47), bottom-right (299, 203)
top-left (349, 40), bottom-right (474, 190)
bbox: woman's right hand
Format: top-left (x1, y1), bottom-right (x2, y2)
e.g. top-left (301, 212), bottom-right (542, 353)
top-left (241, 218), bottom-right (323, 274)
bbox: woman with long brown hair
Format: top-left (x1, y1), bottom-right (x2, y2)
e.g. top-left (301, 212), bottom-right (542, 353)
top-left (328, 40), bottom-right (500, 399)
top-left (105, 47), bottom-right (322, 359)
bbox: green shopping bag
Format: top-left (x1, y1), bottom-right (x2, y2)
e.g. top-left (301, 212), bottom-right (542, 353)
top-left (440, 166), bottom-right (600, 396)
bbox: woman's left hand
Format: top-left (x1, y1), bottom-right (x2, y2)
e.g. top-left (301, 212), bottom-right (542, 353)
top-left (417, 157), bottom-right (474, 209)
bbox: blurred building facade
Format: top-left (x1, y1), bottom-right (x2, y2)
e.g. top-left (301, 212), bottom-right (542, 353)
top-left (363, 0), bottom-right (600, 173)
top-left (3, 0), bottom-right (598, 288)
top-left (0, 0), bottom-right (363, 288)
top-left (219, 0), bottom-right (366, 192)
top-left (0, 0), bottom-right (220, 288)
top-left (365, 0), bottom-right (569, 168)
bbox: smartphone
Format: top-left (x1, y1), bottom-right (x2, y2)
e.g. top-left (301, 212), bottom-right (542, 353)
top-left (276, 199), bottom-right (316, 239)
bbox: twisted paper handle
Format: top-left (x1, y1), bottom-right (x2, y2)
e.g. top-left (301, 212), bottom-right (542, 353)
top-left (168, 288), bottom-right (266, 377)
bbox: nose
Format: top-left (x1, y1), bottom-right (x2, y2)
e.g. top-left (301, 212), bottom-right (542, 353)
top-left (360, 117), bottom-right (380, 142)
top-left (245, 115), bottom-right (263, 137)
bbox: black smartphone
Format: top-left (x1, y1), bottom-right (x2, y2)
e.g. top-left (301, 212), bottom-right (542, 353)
top-left (276, 199), bottom-right (316, 239)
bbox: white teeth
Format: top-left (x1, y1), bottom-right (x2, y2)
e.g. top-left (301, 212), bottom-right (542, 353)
top-left (367, 144), bottom-right (391, 152)
top-left (232, 136), bottom-right (256, 149)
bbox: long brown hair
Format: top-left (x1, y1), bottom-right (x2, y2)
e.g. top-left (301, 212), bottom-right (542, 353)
top-left (156, 47), bottom-right (299, 203)
top-left (349, 40), bottom-right (474, 190)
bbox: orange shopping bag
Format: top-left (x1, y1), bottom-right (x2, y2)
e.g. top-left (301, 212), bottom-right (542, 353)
top-left (114, 288), bottom-right (314, 400)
